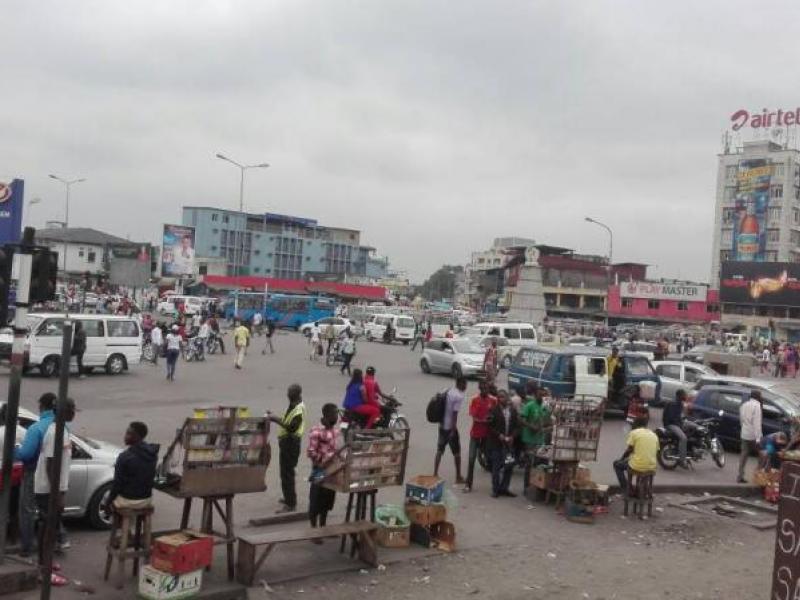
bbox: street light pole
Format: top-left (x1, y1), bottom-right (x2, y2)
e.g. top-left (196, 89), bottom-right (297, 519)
top-left (584, 217), bottom-right (614, 322)
top-left (215, 154), bottom-right (269, 288)
top-left (49, 174), bottom-right (86, 277)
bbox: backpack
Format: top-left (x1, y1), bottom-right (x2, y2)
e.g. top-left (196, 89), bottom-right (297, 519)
top-left (426, 389), bottom-right (449, 424)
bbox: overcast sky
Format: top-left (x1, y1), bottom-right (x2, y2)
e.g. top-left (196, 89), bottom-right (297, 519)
top-left (1, 1), bottom-right (796, 283)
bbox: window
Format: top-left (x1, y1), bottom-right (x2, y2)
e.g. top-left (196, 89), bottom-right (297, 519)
top-left (647, 299), bottom-right (660, 310)
top-left (677, 301), bottom-right (689, 311)
top-left (212, 228), bottom-right (218, 234)
top-left (514, 349), bottom-right (550, 371)
top-left (621, 298), bottom-right (633, 308)
top-left (211, 213), bottom-right (218, 222)
top-left (720, 250), bottom-right (732, 261)
top-left (774, 164), bottom-right (785, 177)
top-left (684, 368), bottom-right (702, 384)
top-left (77, 319), bottom-right (103, 337)
top-left (771, 186), bottom-right (784, 199)
top-left (721, 229), bottom-right (733, 245)
top-left (769, 206), bottom-right (782, 221)
top-left (223, 215), bottom-right (229, 224)
top-left (38, 318), bottom-right (66, 336)
top-left (725, 165), bottom-right (737, 180)
top-left (519, 328), bottom-right (535, 340)
top-left (87, 251), bottom-right (96, 263)
top-left (724, 186), bottom-right (736, 200)
top-left (107, 320), bottom-right (139, 337)
top-left (199, 264), bottom-right (208, 275)
top-left (795, 209), bottom-right (800, 225)
top-left (656, 364), bottom-right (681, 380)
top-left (767, 251), bottom-right (779, 261)
top-left (589, 357), bottom-right (606, 376)
top-left (503, 328), bottom-right (520, 340)
top-left (722, 208), bottom-right (736, 224)
top-left (706, 304), bottom-right (719, 313)
top-left (768, 228), bottom-right (780, 243)
top-left (78, 248), bottom-right (84, 258)
top-left (715, 391), bottom-right (743, 415)
top-left (624, 357), bottom-right (655, 376)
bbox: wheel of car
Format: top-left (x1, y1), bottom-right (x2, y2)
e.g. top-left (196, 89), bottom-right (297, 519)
top-left (451, 363), bottom-right (463, 379)
top-left (420, 358), bottom-right (431, 374)
top-left (402, 340), bottom-right (409, 346)
top-left (39, 356), bottom-right (60, 378)
top-left (105, 354), bottom-right (126, 375)
top-left (86, 482), bottom-right (114, 530)
top-left (501, 355), bottom-right (512, 369)
top-left (302, 327), bottom-right (310, 336)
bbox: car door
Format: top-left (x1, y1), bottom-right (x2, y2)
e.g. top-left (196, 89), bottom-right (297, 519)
top-left (440, 341), bottom-right (456, 372)
top-left (425, 340), bottom-right (444, 372)
top-left (711, 390), bottom-right (745, 443)
top-left (30, 317), bottom-right (66, 365)
top-left (655, 364), bottom-right (682, 402)
top-left (574, 355), bottom-right (608, 399)
top-left (64, 435), bottom-right (90, 514)
top-left (77, 318), bottom-right (105, 368)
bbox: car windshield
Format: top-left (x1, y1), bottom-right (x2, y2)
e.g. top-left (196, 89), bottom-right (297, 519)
top-left (765, 387), bottom-right (800, 414)
top-left (452, 340), bottom-right (483, 354)
top-left (396, 318), bottom-right (415, 328)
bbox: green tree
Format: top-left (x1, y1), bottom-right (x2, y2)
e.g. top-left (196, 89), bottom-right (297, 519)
top-left (417, 265), bottom-right (463, 301)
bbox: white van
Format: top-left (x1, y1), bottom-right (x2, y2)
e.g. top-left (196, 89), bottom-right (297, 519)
top-left (474, 322), bottom-right (538, 347)
top-left (26, 314), bottom-right (142, 377)
top-left (157, 295), bottom-right (207, 316)
top-left (365, 314), bottom-right (417, 344)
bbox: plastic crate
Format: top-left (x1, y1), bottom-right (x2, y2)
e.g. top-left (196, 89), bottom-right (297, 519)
top-left (405, 475), bottom-right (444, 505)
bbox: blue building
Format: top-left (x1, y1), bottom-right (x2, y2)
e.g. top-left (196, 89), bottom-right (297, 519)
top-left (181, 207), bottom-right (389, 281)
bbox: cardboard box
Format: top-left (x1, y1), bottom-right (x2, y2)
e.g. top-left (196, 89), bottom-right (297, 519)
top-left (138, 565), bottom-right (202, 600)
top-left (376, 524), bottom-right (410, 548)
top-left (404, 502), bottom-right (447, 526)
top-left (151, 531), bottom-right (213, 575)
top-left (409, 522), bottom-right (455, 552)
top-left (405, 475), bottom-right (444, 505)
top-left (529, 467), bottom-right (552, 490)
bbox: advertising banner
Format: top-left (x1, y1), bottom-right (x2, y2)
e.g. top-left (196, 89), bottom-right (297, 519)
top-left (720, 261), bottom-right (800, 306)
top-left (0, 179), bottom-right (24, 244)
top-left (620, 281), bottom-right (708, 302)
top-left (109, 243), bottom-right (151, 287)
top-left (161, 224), bottom-right (195, 277)
top-left (732, 159), bottom-right (772, 262)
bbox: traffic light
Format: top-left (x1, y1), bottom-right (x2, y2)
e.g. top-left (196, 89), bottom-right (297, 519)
top-left (29, 248), bottom-right (58, 303)
top-left (0, 245), bottom-right (13, 325)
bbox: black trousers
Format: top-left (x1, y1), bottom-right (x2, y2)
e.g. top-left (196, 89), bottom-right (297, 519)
top-left (309, 482), bottom-right (336, 527)
top-left (340, 352), bottom-right (354, 374)
top-left (74, 351), bottom-right (85, 375)
top-left (279, 436), bottom-right (301, 508)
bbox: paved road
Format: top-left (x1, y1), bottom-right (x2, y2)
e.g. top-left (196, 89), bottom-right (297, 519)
top-left (0, 331), bottom-right (772, 595)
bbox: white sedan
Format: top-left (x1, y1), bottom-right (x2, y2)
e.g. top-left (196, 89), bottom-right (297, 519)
top-left (300, 317), bottom-right (362, 338)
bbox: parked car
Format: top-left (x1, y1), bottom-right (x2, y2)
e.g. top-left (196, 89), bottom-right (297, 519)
top-left (565, 336), bottom-right (596, 347)
top-left (473, 322), bottom-right (538, 347)
top-left (300, 317), bottom-right (362, 338)
top-left (688, 385), bottom-right (798, 448)
top-left (679, 344), bottom-right (720, 363)
top-left (613, 341), bottom-right (658, 361)
top-left (652, 360), bottom-right (717, 406)
top-left (464, 335), bottom-right (515, 368)
top-left (420, 338), bottom-right (485, 378)
top-left (365, 314), bottom-right (416, 344)
top-left (26, 313), bottom-right (142, 377)
top-left (507, 345), bottom-right (661, 412)
top-left (8, 404), bottom-right (122, 529)
top-left (689, 374), bottom-right (800, 407)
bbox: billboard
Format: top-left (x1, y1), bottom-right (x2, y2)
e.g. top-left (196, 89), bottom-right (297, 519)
top-left (731, 159), bottom-right (772, 262)
top-left (720, 261), bottom-right (800, 306)
top-left (0, 179), bottom-right (24, 244)
top-left (161, 224), bottom-right (195, 277)
top-left (109, 243), bottom-right (152, 287)
top-left (620, 281), bottom-right (708, 302)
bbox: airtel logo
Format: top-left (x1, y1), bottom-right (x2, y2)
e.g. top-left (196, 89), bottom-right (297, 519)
top-left (0, 183), bottom-right (11, 204)
top-left (731, 108), bottom-right (800, 130)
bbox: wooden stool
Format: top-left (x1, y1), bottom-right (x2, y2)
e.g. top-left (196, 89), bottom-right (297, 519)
top-left (623, 470), bottom-right (654, 519)
top-left (103, 506), bottom-right (154, 589)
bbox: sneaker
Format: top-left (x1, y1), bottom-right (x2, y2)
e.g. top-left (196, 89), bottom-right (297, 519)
top-left (58, 541), bottom-right (70, 551)
top-left (462, 486), bottom-right (472, 494)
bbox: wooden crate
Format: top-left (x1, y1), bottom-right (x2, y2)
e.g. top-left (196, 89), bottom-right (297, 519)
top-left (323, 427), bottom-right (410, 493)
top-left (551, 396), bottom-right (603, 463)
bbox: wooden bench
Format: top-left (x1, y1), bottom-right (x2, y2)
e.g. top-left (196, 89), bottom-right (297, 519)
top-left (236, 521), bottom-right (379, 586)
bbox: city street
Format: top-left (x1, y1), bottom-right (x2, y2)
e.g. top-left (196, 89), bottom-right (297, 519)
top-left (0, 332), bottom-right (776, 598)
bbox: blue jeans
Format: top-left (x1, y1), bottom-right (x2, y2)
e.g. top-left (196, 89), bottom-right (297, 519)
top-left (490, 447), bottom-right (513, 495)
top-left (18, 468), bottom-right (35, 553)
top-left (614, 458), bottom-right (629, 490)
top-left (166, 349), bottom-right (179, 380)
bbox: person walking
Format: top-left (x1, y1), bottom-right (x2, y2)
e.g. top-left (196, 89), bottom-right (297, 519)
top-left (252, 311), bottom-right (264, 336)
top-left (487, 389), bottom-right (519, 498)
top-left (165, 325), bottom-right (182, 381)
top-left (340, 331), bottom-right (356, 375)
top-left (737, 390), bottom-right (763, 483)
top-left (71, 321), bottom-right (87, 379)
top-left (309, 323), bottom-right (322, 361)
top-left (14, 393), bottom-right (56, 557)
top-left (324, 322), bottom-right (336, 355)
top-left (410, 321), bottom-right (425, 352)
top-left (463, 380), bottom-right (496, 493)
top-left (263, 319), bottom-right (276, 355)
top-left (234, 319), bottom-right (251, 370)
top-left (306, 403), bottom-right (340, 533)
top-left (483, 338), bottom-right (499, 387)
top-left (433, 377), bottom-right (466, 484)
top-left (149, 321), bottom-right (163, 365)
top-left (267, 384), bottom-right (307, 513)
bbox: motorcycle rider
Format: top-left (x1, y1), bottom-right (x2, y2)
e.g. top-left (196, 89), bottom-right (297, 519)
top-left (364, 366), bottom-right (392, 424)
top-left (663, 390), bottom-right (691, 468)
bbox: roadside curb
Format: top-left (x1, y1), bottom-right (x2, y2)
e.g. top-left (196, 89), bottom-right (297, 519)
top-left (607, 483), bottom-right (761, 496)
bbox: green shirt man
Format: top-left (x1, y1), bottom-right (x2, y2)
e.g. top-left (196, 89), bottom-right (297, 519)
top-left (520, 398), bottom-right (550, 447)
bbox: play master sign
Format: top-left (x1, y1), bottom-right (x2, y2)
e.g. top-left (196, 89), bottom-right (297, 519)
top-left (620, 281), bottom-right (708, 302)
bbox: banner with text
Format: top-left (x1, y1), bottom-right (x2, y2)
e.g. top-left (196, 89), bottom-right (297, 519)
top-left (620, 281), bottom-right (708, 302)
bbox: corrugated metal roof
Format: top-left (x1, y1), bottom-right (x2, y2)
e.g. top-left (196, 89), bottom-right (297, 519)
top-left (35, 227), bottom-right (136, 246)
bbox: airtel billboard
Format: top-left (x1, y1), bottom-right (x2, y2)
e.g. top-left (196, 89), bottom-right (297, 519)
top-left (730, 108), bottom-right (800, 131)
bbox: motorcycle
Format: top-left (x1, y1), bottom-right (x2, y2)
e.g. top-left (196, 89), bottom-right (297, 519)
top-left (326, 340), bottom-right (344, 367)
top-left (206, 331), bottom-right (225, 355)
top-left (341, 389), bottom-right (409, 431)
top-left (182, 335), bottom-right (206, 362)
top-left (655, 411), bottom-right (725, 470)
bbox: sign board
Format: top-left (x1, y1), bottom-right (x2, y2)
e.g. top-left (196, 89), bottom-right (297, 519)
top-left (732, 108), bottom-right (800, 131)
top-left (720, 262), bottom-right (800, 307)
top-left (108, 243), bottom-right (151, 288)
top-left (161, 224), bottom-right (195, 277)
top-left (0, 179), bottom-right (24, 245)
top-left (772, 461), bottom-right (800, 599)
top-left (619, 281), bottom-right (708, 302)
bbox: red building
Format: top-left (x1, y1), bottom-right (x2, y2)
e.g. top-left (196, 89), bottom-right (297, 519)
top-left (607, 281), bottom-right (720, 324)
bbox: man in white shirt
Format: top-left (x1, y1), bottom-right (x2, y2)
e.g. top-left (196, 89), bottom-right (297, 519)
top-left (35, 398), bottom-right (76, 563)
top-left (149, 324), bottom-right (163, 365)
top-left (738, 390), bottom-right (763, 483)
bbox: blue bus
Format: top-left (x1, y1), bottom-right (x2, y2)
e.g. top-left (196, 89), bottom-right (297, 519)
top-left (224, 292), bottom-right (335, 329)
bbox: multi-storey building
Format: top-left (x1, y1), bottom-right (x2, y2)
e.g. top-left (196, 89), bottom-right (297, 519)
top-left (181, 207), bottom-right (388, 281)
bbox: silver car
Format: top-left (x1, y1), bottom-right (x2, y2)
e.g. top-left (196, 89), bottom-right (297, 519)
top-left (420, 338), bottom-right (485, 378)
top-left (652, 361), bottom-right (717, 405)
top-left (14, 406), bottom-right (121, 529)
top-left (464, 335), bottom-right (515, 368)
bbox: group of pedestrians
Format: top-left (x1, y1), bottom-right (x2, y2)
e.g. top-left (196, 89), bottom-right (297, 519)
top-left (304, 322), bottom-right (357, 374)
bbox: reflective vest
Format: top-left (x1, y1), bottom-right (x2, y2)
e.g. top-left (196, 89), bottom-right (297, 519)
top-left (278, 402), bottom-right (307, 439)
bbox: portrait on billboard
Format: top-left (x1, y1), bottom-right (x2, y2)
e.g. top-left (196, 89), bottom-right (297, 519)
top-left (162, 224), bottom-right (196, 277)
top-left (720, 262), bottom-right (800, 306)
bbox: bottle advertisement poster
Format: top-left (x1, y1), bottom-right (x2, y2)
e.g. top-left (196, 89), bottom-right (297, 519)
top-left (732, 159), bottom-right (772, 261)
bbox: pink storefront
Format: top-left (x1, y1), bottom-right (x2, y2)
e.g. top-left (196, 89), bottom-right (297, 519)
top-left (607, 282), bottom-right (720, 324)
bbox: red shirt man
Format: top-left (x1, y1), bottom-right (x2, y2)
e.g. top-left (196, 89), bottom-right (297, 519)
top-left (464, 381), bottom-right (497, 492)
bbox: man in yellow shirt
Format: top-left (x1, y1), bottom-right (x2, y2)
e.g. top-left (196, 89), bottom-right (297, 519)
top-left (613, 415), bottom-right (658, 490)
top-left (233, 319), bottom-right (251, 370)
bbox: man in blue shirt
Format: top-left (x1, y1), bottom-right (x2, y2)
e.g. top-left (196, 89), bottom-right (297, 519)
top-left (14, 393), bottom-right (57, 557)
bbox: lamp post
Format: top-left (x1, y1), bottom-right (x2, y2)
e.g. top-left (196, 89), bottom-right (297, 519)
top-left (584, 217), bottom-right (614, 321)
top-left (25, 197), bottom-right (41, 228)
top-left (49, 174), bottom-right (86, 276)
top-left (215, 154), bottom-right (269, 285)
